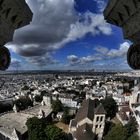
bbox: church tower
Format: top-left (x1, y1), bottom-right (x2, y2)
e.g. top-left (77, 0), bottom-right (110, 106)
top-left (92, 103), bottom-right (106, 140)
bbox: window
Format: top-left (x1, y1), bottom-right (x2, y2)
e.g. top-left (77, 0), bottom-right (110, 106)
top-left (96, 125), bottom-right (98, 129)
top-left (96, 116), bottom-right (99, 122)
top-left (100, 116), bottom-right (103, 122)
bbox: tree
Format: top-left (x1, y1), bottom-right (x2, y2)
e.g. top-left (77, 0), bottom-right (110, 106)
top-left (101, 97), bottom-right (118, 119)
top-left (45, 125), bottom-right (65, 140)
top-left (35, 95), bottom-right (43, 102)
top-left (41, 90), bottom-right (48, 96)
top-left (104, 124), bottom-right (128, 140)
top-left (103, 121), bottom-right (115, 136)
top-left (51, 99), bottom-right (63, 113)
top-left (21, 85), bottom-right (29, 90)
top-left (26, 117), bottom-right (47, 140)
top-left (62, 107), bottom-right (70, 124)
top-left (0, 103), bottom-right (12, 113)
top-left (127, 134), bottom-right (139, 140)
top-left (125, 117), bottom-right (138, 138)
top-left (14, 96), bottom-right (33, 110)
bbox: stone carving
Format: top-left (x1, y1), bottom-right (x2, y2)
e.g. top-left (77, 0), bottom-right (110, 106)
top-left (104, 0), bottom-right (140, 69)
top-left (0, 0), bottom-right (33, 70)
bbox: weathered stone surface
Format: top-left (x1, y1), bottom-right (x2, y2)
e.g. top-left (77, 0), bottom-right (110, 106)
top-left (104, 0), bottom-right (140, 42)
top-left (104, 0), bottom-right (140, 69)
top-left (0, 0), bottom-right (33, 45)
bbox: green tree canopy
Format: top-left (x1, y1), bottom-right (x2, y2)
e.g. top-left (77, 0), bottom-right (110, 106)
top-left (127, 134), bottom-right (139, 140)
top-left (14, 96), bottom-right (33, 110)
top-left (0, 103), bottom-right (12, 113)
top-left (51, 99), bottom-right (63, 113)
top-left (125, 117), bottom-right (138, 138)
top-left (45, 125), bottom-right (65, 140)
top-left (104, 124), bottom-right (127, 140)
top-left (21, 85), bottom-right (29, 90)
top-left (101, 97), bottom-right (118, 119)
top-left (62, 107), bottom-right (71, 124)
top-left (26, 117), bottom-right (47, 140)
top-left (35, 95), bottom-right (43, 102)
top-left (26, 117), bottom-right (66, 140)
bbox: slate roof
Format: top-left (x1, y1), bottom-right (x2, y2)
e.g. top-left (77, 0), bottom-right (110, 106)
top-left (73, 123), bottom-right (95, 140)
top-left (95, 103), bottom-right (107, 115)
top-left (75, 99), bottom-right (96, 122)
top-left (75, 99), bottom-right (106, 122)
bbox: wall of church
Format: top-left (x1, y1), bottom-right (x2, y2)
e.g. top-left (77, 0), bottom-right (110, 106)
top-left (92, 114), bottom-right (105, 140)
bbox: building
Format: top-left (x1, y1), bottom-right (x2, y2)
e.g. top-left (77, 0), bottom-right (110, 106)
top-left (0, 105), bottom-right (52, 140)
top-left (69, 98), bottom-right (106, 140)
top-left (43, 95), bottom-right (79, 108)
top-left (117, 105), bottom-right (132, 125)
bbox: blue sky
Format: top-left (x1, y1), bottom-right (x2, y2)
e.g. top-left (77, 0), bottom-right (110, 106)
top-left (7, 0), bottom-right (131, 71)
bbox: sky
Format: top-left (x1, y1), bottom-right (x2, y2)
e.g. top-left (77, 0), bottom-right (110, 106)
top-left (7, 0), bottom-right (132, 71)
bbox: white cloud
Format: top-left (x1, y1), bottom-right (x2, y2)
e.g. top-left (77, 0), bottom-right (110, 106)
top-left (11, 58), bottom-right (21, 64)
top-left (67, 55), bottom-right (79, 61)
top-left (66, 12), bottom-right (112, 40)
top-left (107, 42), bottom-right (130, 58)
top-left (94, 45), bottom-right (109, 54)
top-left (80, 55), bottom-right (102, 64)
top-left (6, 0), bottom-right (112, 67)
top-left (67, 42), bottom-right (130, 66)
top-left (52, 12), bottom-right (112, 50)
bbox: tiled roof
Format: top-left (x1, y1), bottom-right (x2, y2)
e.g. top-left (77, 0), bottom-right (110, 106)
top-left (118, 111), bottom-right (129, 121)
top-left (73, 123), bottom-right (95, 140)
top-left (121, 106), bottom-right (131, 112)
